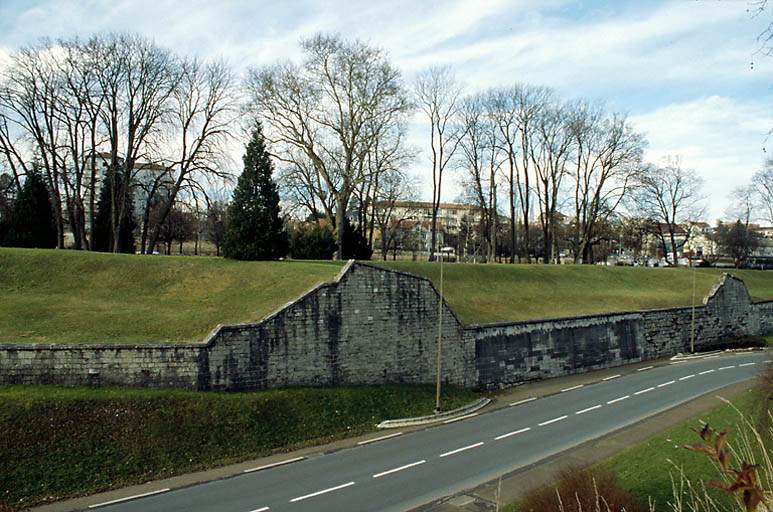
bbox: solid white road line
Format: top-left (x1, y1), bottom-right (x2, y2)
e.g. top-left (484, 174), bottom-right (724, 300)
top-left (440, 442), bottom-right (485, 458)
top-left (719, 366), bottom-right (736, 370)
top-left (444, 413), bottom-right (478, 424)
top-left (538, 415), bottom-right (568, 427)
top-left (637, 366), bottom-right (654, 372)
top-left (372, 460), bottom-right (426, 478)
top-left (358, 432), bottom-right (403, 445)
top-left (739, 362), bottom-right (756, 367)
top-left (699, 369), bottom-right (715, 375)
top-left (576, 405), bottom-right (602, 415)
top-left (89, 489), bottom-right (171, 509)
top-left (658, 380), bottom-right (675, 388)
top-left (289, 482), bottom-right (355, 503)
top-left (509, 397), bottom-right (536, 406)
top-left (634, 387), bottom-right (655, 395)
top-left (244, 456), bottom-right (305, 473)
top-left (602, 374), bottom-right (621, 381)
top-left (495, 427), bottom-right (531, 440)
top-left (607, 395), bottom-right (630, 405)
top-left (561, 384), bottom-right (584, 392)
top-left (679, 374), bottom-right (695, 381)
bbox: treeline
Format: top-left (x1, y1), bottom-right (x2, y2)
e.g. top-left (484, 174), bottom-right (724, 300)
top-left (0, 33), bottom-right (236, 254)
top-left (3, 31), bottom-right (773, 263)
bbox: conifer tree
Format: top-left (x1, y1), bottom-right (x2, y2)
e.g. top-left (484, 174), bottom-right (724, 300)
top-left (92, 173), bottom-right (137, 253)
top-left (222, 123), bottom-right (288, 260)
top-left (3, 167), bottom-right (57, 248)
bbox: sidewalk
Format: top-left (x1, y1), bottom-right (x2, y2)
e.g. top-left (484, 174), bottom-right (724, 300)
top-left (32, 354), bottom-right (763, 512)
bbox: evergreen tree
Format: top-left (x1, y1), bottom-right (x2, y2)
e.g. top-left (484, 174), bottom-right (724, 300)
top-left (289, 223), bottom-right (336, 259)
top-left (222, 123), bottom-right (288, 260)
top-left (341, 217), bottom-right (373, 260)
top-left (3, 167), bottom-right (56, 248)
top-left (92, 173), bottom-right (137, 253)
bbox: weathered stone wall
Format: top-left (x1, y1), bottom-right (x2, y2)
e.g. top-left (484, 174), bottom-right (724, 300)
top-left (0, 265), bottom-right (769, 391)
top-left (0, 343), bottom-right (203, 388)
top-left (474, 274), bottom-right (771, 388)
top-left (203, 262), bottom-right (473, 390)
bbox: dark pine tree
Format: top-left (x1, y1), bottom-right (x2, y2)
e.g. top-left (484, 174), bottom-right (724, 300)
top-left (92, 173), bottom-right (137, 253)
top-left (222, 123), bottom-right (288, 260)
top-left (3, 167), bottom-right (57, 248)
top-left (341, 217), bottom-right (372, 260)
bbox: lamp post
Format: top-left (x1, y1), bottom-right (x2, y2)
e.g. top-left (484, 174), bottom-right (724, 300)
top-left (436, 246), bottom-right (453, 412)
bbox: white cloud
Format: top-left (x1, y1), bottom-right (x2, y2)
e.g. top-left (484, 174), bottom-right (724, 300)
top-left (629, 95), bottom-right (772, 222)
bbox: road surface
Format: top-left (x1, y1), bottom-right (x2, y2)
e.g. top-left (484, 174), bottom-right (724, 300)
top-left (90, 351), bottom-right (770, 512)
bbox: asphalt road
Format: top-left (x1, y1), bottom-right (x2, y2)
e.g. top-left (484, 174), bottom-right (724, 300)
top-left (90, 352), bottom-right (770, 512)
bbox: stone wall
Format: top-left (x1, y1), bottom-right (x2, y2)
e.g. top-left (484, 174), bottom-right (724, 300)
top-left (203, 262), bottom-right (474, 390)
top-left (0, 343), bottom-right (204, 388)
top-left (0, 264), bottom-right (769, 391)
top-left (474, 274), bottom-right (773, 388)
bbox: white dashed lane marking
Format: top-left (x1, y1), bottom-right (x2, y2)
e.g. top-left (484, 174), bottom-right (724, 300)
top-left (607, 395), bottom-right (630, 405)
top-left (679, 374), bottom-right (695, 381)
top-left (699, 369), bottom-right (715, 375)
top-left (658, 380), bottom-right (675, 388)
top-left (634, 387), bottom-right (654, 395)
top-left (538, 415), bottom-right (568, 427)
top-left (495, 427), bottom-right (531, 440)
top-left (637, 366), bottom-right (654, 372)
top-left (289, 482), bottom-right (355, 503)
top-left (440, 442), bottom-right (484, 458)
top-left (372, 460), bottom-right (426, 479)
top-left (739, 362), bottom-right (756, 367)
top-left (602, 374), bottom-right (621, 381)
top-left (576, 405), bottom-right (601, 415)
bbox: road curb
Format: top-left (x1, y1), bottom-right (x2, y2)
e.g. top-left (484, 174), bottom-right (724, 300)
top-left (377, 397), bottom-right (491, 428)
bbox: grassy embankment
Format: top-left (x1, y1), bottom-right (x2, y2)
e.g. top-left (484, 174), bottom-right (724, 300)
top-left (4, 248), bottom-right (773, 344)
top-left (376, 260), bottom-right (773, 324)
top-left (0, 384), bottom-right (477, 511)
top-left (0, 248), bottom-right (344, 344)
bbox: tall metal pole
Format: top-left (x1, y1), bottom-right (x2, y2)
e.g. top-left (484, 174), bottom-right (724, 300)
top-left (691, 257), bottom-right (696, 353)
top-left (436, 250), bottom-right (443, 412)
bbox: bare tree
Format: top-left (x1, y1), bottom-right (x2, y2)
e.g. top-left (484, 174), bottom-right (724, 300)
top-left (751, 158), bottom-right (773, 225)
top-left (458, 93), bottom-right (502, 262)
top-left (371, 168), bottom-right (419, 260)
top-left (0, 41), bottom-right (69, 247)
top-left (631, 156), bottom-right (704, 265)
top-left (247, 33), bottom-right (411, 259)
top-left (490, 84), bottom-right (552, 263)
top-left (567, 103), bottom-right (645, 263)
top-left (144, 59), bottom-right (237, 255)
top-left (414, 65), bottom-right (463, 261)
top-left (93, 33), bottom-right (181, 253)
top-left (531, 100), bottom-right (572, 263)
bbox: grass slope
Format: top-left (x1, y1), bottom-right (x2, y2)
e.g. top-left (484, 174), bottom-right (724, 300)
top-left (0, 384), bottom-right (477, 510)
top-left (0, 248), bottom-right (343, 344)
top-left (375, 261), bottom-right (773, 324)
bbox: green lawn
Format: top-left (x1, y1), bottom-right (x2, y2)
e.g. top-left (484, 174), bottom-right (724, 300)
top-left (0, 248), bottom-right (343, 343)
top-left (0, 384), bottom-right (478, 510)
top-left (375, 261), bottom-right (773, 324)
top-left (4, 248), bottom-right (773, 344)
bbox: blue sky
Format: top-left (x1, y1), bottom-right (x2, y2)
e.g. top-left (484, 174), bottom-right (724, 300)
top-left (2, 0), bottom-right (772, 222)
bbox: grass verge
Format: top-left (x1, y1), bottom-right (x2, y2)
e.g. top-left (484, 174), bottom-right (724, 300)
top-left (505, 387), bottom-right (771, 511)
top-left (0, 384), bottom-right (478, 511)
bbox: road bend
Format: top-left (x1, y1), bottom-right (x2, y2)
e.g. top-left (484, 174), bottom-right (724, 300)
top-left (90, 351), bottom-right (769, 512)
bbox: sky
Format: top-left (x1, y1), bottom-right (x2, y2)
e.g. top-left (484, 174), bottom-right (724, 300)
top-left (1, 0), bottom-right (772, 223)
